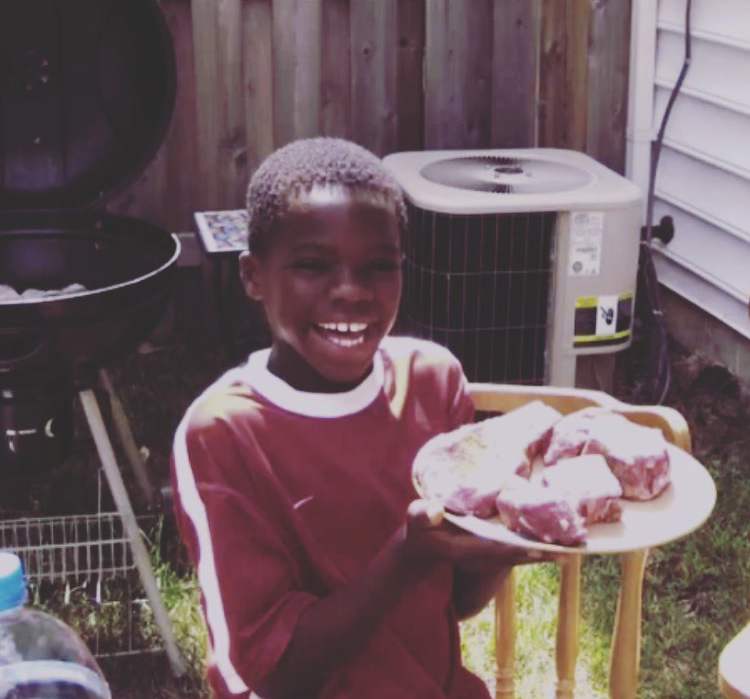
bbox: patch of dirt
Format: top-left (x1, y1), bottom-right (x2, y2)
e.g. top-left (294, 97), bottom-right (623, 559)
top-left (667, 349), bottom-right (750, 459)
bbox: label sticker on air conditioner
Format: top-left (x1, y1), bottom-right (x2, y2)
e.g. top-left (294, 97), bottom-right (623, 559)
top-left (569, 211), bottom-right (604, 277)
top-left (574, 292), bottom-right (633, 347)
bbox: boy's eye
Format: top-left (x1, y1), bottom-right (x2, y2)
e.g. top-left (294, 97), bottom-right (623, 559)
top-left (291, 258), bottom-right (332, 272)
top-left (366, 257), bottom-right (403, 273)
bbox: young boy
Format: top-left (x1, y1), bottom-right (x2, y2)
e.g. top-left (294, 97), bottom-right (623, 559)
top-left (171, 138), bottom-right (539, 698)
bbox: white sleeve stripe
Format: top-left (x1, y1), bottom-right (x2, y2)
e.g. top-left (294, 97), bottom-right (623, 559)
top-left (172, 386), bottom-right (249, 695)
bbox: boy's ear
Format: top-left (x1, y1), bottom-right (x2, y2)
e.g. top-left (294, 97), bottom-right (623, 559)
top-left (239, 251), bottom-right (264, 301)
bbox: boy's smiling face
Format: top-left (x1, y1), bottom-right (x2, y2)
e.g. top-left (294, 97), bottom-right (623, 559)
top-left (240, 189), bottom-right (403, 392)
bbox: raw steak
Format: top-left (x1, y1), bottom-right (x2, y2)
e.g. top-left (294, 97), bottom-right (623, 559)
top-left (440, 451), bottom-right (527, 518)
top-left (541, 454), bottom-right (623, 524)
top-left (413, 422), bottom-right (529, 518)
top-left (542, 407), bottom-right (613, 465)
top-left (582, 421), bottom-right (671, 500)
top-left (495, 476), bottom-right (587, 546)
top-left (543, 408), bottom-right (671, 501)
top-left (413, 401), bottom-right (562, 517)
top-left (496, 400), bottom-right (563, 461)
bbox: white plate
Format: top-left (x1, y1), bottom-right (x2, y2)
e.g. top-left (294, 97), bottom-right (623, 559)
top-left (438, 444), bottom-right (717, 554)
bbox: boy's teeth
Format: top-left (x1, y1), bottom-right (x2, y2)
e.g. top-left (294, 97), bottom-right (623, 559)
top-left (329, 335), bottom-right (364, 348)
top-left (319, 322), bottom-right (368, 333)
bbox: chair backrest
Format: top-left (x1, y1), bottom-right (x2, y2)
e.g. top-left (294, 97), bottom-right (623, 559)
top-left (468, 382), bottom-right (691, 452)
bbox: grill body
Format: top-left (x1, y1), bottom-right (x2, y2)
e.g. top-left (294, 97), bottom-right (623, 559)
top-left (0, 0), bottom-right (178, 473)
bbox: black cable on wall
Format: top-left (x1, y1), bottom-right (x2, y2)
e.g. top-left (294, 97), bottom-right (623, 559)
top-left (636, 0), bottom-right (693, 404)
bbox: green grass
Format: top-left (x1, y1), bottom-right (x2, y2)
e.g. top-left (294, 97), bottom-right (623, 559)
top-left (151, 551), bottom-right (210, 695)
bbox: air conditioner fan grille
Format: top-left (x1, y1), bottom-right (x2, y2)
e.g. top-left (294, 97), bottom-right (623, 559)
top-left (419, 156), bottom-right (592, 194)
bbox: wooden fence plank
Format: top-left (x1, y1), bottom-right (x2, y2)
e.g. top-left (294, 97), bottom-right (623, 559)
top-left (350, 0), bottom-right (398, 155)
top-left (321, 0), bottom-right (351, 139)
top-left (191, 0), bottom-right (248, 210)
top-left (243, 0), bottom-right (275, 179)
top-left (587, 0), bottom-right (632, 172)
top-left (161, 0), bottom-right (200, 230)
top-left (215, 0), bottom-right (248, 208)
top-left (539, 0), bottom-right (591, 150)
top-left (567, 2), bottom-right (591, 152)
top-left (538, 0), bottom-right (568, 147)
top-left (396, 0), bottom-right (425, 152)
top-left (424, 0), bottom-right (494, 149)
top-left (273, 0), bottom-right (323, 146)
top-left (191, 0), bottom-right (221, 208)
top-left (491, 0), bottom-right (541, 148)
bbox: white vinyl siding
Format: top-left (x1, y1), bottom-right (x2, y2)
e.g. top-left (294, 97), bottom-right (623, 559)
top-left (648, 0), bottom-right (750, 338)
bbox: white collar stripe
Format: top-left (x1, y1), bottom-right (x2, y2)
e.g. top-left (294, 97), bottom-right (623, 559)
top-left (240, 349), bottom-right (384, 417)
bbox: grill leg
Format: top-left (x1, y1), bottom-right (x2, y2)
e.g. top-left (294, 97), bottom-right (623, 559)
top-left (98, 369), bottom-right (155, 507)
top-left (79, 389), bottom-right (186, 677)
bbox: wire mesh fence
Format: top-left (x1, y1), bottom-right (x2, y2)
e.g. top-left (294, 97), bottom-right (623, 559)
top-left (0, 511), bottom-right (164, 659)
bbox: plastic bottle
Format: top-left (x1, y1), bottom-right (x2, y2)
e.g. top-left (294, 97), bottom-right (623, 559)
top-left (0, 551), bottom-right (111, 698)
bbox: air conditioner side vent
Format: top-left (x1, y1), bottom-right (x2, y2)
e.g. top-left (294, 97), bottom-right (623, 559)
top-left (397, 204), bottom-right (556, 385)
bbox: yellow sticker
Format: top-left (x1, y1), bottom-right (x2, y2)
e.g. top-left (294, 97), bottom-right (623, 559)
top-left (574, 292), bottom-right (634, 347)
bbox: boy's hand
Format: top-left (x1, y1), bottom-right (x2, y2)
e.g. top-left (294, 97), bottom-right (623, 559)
top-left (402, 499), bottom-right (554, 570)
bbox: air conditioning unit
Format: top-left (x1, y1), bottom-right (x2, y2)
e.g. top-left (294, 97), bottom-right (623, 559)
top-left (382, 148), bottom-right (643, 388)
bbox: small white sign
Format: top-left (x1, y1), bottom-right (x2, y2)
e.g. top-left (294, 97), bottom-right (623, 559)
top-left (595, 294), bottom-right (618, 337)
top-left (569, 211), bottom-right (604, 277)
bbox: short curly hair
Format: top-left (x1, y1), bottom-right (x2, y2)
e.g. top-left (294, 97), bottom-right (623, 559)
top-left (245, 137), bottom-right (408, 254)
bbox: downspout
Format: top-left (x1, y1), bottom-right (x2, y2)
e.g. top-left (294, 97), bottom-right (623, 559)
top-left (625, 0), bottom-right (658, 220)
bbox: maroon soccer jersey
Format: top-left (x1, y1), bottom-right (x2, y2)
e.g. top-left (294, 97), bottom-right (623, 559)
top-left (171, 337), bottom-right (490, 698)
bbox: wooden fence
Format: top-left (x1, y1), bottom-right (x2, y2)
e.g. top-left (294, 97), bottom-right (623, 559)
top-left (109, 0), bottom-right (632, 234)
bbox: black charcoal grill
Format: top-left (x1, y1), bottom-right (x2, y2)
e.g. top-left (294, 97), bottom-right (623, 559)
top-left (0, 0), bottom-right (179, 473)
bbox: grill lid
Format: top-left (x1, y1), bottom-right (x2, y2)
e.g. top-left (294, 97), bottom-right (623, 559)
top-left (0, 0), bottom-right (176, 210)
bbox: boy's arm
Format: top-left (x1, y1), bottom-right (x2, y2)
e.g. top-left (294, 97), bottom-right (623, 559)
top-left (257, 501), bottom-right (546, 698)
top-left (255, 525), bottom-right (432, 698)
top-left (452, 564), bottom-right (512, 620)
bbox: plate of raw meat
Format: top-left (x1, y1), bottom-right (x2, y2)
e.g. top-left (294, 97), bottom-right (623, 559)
top-left (412, 402), bottom-right (716, 554)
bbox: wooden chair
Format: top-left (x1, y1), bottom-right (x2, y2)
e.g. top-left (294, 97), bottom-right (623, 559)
top-left (719, 623), bottom-right (750, 698)
top-left (467, 382), bottom-right (692, 699)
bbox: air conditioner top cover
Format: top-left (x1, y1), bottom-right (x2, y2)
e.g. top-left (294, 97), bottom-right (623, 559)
top-left (382, 148), bottom-right (642, 215)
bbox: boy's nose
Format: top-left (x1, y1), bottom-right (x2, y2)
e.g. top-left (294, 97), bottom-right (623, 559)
top-left (330, 267), bottom-right (374, 302)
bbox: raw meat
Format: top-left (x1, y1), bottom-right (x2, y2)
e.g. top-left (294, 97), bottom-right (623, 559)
top-left (543, 408), bottom-right (671, 501)
top-left (413, 401), bottom-right (562, 517)
top-left (413, 422), bottom-right (528, 518)
top-left (495, 476), bottom-right (587, 546)
top-left (582, 422), bottom-right (670, 500)
top-left (541, 454), bottom-right (623, 524)
top-left (495, 400), bottom-right (562, 461)
top-left (542, 407), bottom-right (612, 465)
top-left (440, 441), bottom-right (532, 518)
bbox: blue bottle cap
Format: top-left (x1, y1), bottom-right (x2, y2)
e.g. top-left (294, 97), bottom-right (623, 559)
top-left (0, 551), bottom-right (27, 612)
